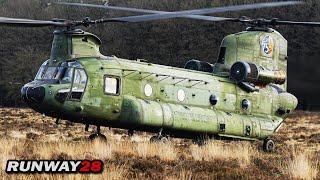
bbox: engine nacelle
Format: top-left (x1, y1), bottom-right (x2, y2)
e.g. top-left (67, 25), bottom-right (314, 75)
top-left (230, 61), bottom-right (286, 85)
top-left (184, 59), bottom-right (213, 73)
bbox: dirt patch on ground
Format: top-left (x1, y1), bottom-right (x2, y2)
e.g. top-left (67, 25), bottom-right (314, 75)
top-left (0, 108), bottom-right (319, 179)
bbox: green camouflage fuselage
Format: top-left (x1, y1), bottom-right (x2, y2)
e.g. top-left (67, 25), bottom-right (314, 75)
top-left (22, 29), bottom-right (297, 140)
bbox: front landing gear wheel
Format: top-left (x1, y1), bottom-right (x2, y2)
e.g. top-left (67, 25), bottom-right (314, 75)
top-left (89, 126), bottom-right (106, 141)
top-left (89, 133), bottom-right (107, 141)
top-left (263, 138), bottom-right (275, 152)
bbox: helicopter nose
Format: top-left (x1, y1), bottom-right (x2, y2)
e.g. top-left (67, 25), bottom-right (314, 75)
top-left (21, 86), bottom-right (45, 103)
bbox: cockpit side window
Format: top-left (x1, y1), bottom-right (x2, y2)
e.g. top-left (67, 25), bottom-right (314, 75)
top-left (61, 68), bottom-right (73, 83)
top-left (217, 47), bottom-right (226, 64)
top-left (35, 61), bottom-right (66, 80)
top-left (53, 61), bottom-right (87, 102)
top-left (42, 67), bottom-right (59, 79)
top-left (34, 60), bottom-right (48, 80)
top-left (55, 67), bottom-right (67, 80)
top-left (70, 68), bottom-right (87, 100)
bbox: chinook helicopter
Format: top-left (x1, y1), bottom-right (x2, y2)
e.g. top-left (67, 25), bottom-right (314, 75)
top-left (2, 1), bottom-right (318, 152)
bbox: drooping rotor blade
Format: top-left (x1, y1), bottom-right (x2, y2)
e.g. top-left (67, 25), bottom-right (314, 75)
top-left (0, 17), bottom-right (70, 27)
top-left (100, 1), bottom-right (303, 22)
top-left (0, 16), bottom-right (129, 28)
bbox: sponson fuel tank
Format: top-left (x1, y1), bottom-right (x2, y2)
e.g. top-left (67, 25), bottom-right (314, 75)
top-left (276, 92), bottom-right (298, 116)
top-left (117, 95), bottom-right (284, 139)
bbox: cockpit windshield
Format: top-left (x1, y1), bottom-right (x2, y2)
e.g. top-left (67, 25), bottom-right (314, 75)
top-left (34, 60), bottom-right (48, 80)
top-left (41, 67), bottom-right (61, 80)
top-left (34, 60), bottom-right (88, 101)
top-left (35, 60), bottom-right (63, 80)
top-left (61, 67), bottom-right (73, 83)
top-left (34, 60), bottom-right (85, 84)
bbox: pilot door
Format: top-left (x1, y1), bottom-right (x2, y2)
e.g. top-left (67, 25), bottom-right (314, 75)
top-left (61, 66), bottom-right (88, 115)
top-left (68, 68), bottom-right (87, 101)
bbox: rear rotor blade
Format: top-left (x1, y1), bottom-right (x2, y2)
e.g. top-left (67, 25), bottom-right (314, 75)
top-left (101, 1), bottom-right (303, 22)
top-left (225, 17), bottom-right (320, 27)
top-left (0, 17), bottom-right (69, 27)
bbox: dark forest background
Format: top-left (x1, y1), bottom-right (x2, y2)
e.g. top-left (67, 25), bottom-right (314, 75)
top-left (0, 0), bottom-right (320, 110)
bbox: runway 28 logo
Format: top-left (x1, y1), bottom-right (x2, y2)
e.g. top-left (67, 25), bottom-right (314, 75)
top-left (6, 160), bottom-right (103, 173)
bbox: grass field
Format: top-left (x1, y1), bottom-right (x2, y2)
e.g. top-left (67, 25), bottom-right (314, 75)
top-left (0, 108), bottom-right (319, 179)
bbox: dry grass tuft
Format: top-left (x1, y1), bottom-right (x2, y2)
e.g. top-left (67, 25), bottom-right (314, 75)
top-left (152, 141), bottom-right (177, 161)
top-left (191, 141), bottom-right (255, 167)
top-left (135, 142), bottom-right (150, 158)
top-left (165, 169), bottom-right (194, 180)
top-left (178, 169), bottom-right (194, 180)
top-left (135, 141), bottom-right (177, 161)
top-left (35, 140), bottom-right (116, 160)
top-left (285, 151), bottom-right (318, 180)
top-left (101, 164), bottom-right (128, 179)
top-left (0, 139), bottom-right (18, 170)
top-left (91, 139), bottom-right (114, 160)
top-left (116, 141), bottom-right (135, 155)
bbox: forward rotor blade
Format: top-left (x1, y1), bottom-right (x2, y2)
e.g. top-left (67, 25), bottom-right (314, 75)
top-left (54, 2), bottom-right (238, 22)
top-left (107, 1), bottom-right (303, 22)
top-left (0, 17), bottom-right (69, 27)
top-left (54, 2), bottom-right (165, 14)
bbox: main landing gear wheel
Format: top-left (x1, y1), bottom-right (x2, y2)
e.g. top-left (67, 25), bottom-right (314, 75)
top-left (89, 133), bottom-right (107, 141)
top-left (263, 138), bottom-right (275, 152)
top-left (150, 128), bottom-right (168, 143)
top-left (89, 126), bottom-right (107, 141)
top-left (149, 135), bottom-right (168, 143)
top-left (192, 138), bottom-right (206, 146)
top-left (192, 135), bottom-right (210, 146)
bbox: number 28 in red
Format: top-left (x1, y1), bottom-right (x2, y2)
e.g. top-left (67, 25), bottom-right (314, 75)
top-left (79, 160), bottom-right (103, 173)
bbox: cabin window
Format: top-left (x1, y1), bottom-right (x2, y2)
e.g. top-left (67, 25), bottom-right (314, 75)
top-left (177, 89), bottom-right (186, 102)
top-left (144, 84), bottom-right (153, 97)
top-left (217, 47), bottom-right (226, 64)
top-left (70, 68), bottom-right (87, 100)
top-left (104, 76), bottom-right (120, 95)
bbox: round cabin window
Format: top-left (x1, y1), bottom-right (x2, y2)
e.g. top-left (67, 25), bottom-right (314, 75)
top-left (144, 84), bottom-right (153, 97)
top-left (241, 99), bottom-right (251, 110)
top-left (177, 89), bottom-right (185, 102)
top-left (209, 95), bottom-right (218, 105)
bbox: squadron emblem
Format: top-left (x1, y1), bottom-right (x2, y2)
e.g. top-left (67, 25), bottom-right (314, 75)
top-left (261, 35), bottom-right (274, 55)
